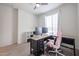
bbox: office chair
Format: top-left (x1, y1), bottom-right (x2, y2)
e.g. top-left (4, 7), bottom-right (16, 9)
top-left (45, 32), bottom-right (64, 56)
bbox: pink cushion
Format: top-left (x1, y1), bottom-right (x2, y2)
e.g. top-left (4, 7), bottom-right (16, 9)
top-left (46, 32), bottom-right (62, 49)
top-left (47, 40), bottom-right (54, 47)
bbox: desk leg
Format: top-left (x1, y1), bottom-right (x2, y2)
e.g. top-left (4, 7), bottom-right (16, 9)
top-left (30, 40), bottom-right (32, 55)
top-left (30, 42), bottom-right (31, 54)
top-left (74, 40), bottom-right (76, 56)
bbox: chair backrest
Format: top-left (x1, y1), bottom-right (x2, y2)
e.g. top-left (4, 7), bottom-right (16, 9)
top-left (55, 32), bottom-right (62, 49)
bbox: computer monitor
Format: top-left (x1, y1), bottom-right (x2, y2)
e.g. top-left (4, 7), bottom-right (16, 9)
top-left (42, 27), bottom-right (48, 33)
top-left (34, 27), bottom-right (42, 35)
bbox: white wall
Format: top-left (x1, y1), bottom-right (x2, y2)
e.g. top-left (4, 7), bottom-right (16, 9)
top-left (77, 4), bottom-right (79, 49)
top-left (36, 15), bottom-right (45, 27)
top-left (0, 5), bottom-right (37, 46)
top-left (18, 9), bottom-right (37, 44)
top-left (0, 5), bottom-right (18, 47)
top-left (59, 4), bottom-right (77, 38)
top-left (37, 4), bottom-right (78, 48)
top-left (12, 9), bottom-right (18, 44)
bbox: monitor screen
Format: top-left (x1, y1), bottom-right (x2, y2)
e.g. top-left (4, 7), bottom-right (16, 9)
top-left (34, 27), bottom-right (42, 35)
top-left (42, 27), bottom-right (48, 33)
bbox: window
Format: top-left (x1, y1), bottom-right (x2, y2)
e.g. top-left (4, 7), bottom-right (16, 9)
top-left (45, 13), bottom-right (58, 36)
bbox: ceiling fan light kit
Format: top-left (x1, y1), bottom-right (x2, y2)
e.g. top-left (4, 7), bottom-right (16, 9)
top-left (34, 3), bottom-right (48, 10)
top-left (36, 3), bottom-right (40, 7)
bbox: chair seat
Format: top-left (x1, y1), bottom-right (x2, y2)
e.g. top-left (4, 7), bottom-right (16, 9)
top-left (46, 40), bottom-right (54, 47)
top-left (46, 39), bottom-right (60, 49)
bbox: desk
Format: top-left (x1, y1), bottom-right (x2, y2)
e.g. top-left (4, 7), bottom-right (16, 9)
top-left (28, 35), bottom-right (76, 56)
top-left (28, 34), bottom-right (53, 56)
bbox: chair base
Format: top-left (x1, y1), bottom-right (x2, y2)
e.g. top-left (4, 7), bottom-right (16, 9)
top-left (49, 50), bottom-right (65, 56)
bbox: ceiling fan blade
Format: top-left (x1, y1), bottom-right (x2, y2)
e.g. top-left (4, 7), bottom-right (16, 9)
top-left (36, 3), bottom-right (48, 5)
top-left (40, 3), bottom-right (48, 5)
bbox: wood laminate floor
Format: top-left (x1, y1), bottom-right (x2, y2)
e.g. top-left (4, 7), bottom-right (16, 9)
top-left (0, 42), bottom-right (30, 56)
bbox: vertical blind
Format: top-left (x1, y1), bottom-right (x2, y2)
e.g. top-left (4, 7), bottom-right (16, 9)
top-left (45, 13), bottom-right (58, 36)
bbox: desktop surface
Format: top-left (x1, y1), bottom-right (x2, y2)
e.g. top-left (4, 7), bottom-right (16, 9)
top-left (29, 33), bottom-right (52, 40)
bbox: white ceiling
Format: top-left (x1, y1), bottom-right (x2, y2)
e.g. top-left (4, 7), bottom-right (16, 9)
top-left (1, 3), bottom-right (62, 15)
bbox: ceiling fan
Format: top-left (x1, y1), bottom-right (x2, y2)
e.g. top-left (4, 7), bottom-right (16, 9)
top-left (33, 3), bottom-right (48, 10)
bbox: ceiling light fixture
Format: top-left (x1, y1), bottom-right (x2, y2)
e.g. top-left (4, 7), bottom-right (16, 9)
top-left (33, 3), bottom-right (48, 10)
top-left (36, 3), bottom-right (40, 8)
